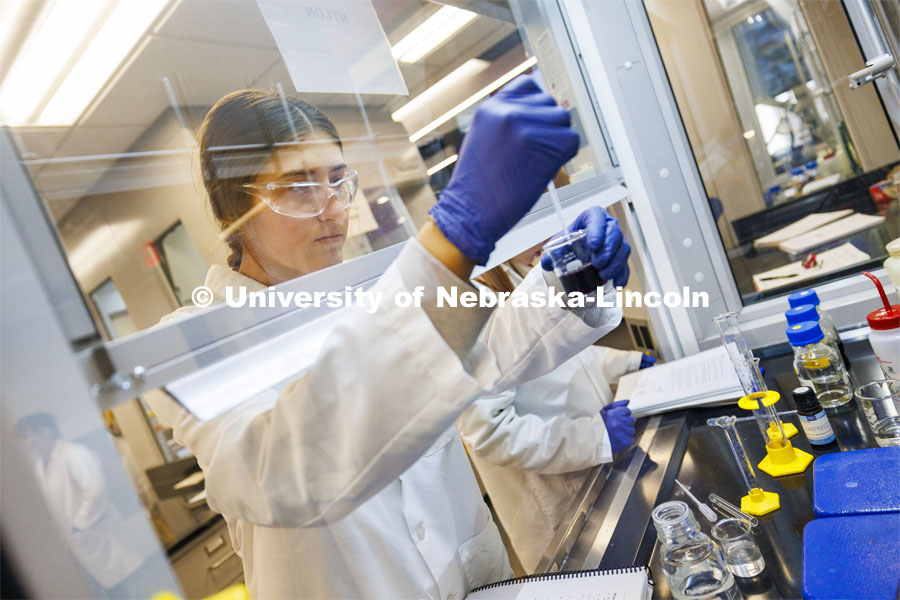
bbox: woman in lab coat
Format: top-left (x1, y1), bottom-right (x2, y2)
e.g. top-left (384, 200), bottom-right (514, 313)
top-left (459, 246), bottom-right (654, 573)
top-left (148, 77), bottom-right (632, 598)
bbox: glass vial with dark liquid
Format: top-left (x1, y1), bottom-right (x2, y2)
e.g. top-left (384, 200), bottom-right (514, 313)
top-left (793, 386), bottom-right (836, 446)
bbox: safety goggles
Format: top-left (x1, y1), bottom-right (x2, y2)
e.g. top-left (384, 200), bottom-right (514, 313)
top-left (243, 169), bottom-right (358, 218)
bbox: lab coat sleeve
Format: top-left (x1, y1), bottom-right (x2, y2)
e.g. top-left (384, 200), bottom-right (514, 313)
top-left (457, 389), bottom-right (613, 475)
top-left (587, 347), bottom-right (643, 387)
top-left (66, 445), bottom-right (109, 531)
top-left (482, 266), bottom-right (622, 393)
top-left (158, 240), bottom-right (501, 528)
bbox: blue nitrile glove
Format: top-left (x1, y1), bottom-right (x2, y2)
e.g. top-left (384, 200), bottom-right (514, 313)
top-left (640, 354), bottom-right (657, 369)
top-left (600, 399), bottom-right (635, 453)
top-left (428, 74), bottom-right (580, 265)
top-left (541, 206), bottom-right (631, 288)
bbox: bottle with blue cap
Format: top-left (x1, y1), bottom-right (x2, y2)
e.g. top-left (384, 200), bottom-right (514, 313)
top-left (785, 303), bottom-right (841, 354)
top-left (786, 321), bottom-right (852, 408)
top-left (790, 166), bottom-right (808, 192)
top-left (787, 289), bottom-right (850, 368)
top-left (804, 160), bottom-right (818, 179)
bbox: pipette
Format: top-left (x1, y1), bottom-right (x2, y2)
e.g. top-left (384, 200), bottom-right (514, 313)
top-left (547, 180), bottom-right (568, 233)
top-left (674, 479), bottom-right (718, 522)
top-left (713, 312), bottom-right (812, 477)
top-left (708, 415), bottom-right (780, 516)
top-left (533, 69), bottom-right (569, 235)
top-left (708, 493), bottom-right (759, 528)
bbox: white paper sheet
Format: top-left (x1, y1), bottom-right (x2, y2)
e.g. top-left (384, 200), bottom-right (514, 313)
top-left (778, 213), bottom-right (886, 255)
top-left (753, 209), bottom-right (853, 248)
top-left (256, 1), bottom-right (408, 96)
top-left (614, 345), bottom-right (744, 417)
top-left (752, 242), bottom-right (871, 292)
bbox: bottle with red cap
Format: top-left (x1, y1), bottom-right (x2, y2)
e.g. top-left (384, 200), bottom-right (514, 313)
top-left (862, 272), bottom-right (900, 379)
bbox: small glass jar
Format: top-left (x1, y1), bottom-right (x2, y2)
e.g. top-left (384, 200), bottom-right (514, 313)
top-left (854, 380), bottom-right (900, 447)
top-left (786, 322), bottom-right (852, 408)
top-left (711, 519), bottom-right (765, 578)
top-left (652, 501), bottom-right (741, 600)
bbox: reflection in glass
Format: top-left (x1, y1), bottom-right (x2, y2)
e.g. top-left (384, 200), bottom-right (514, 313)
top-left (729, 7), bottom-right (857, 190)
top-left (3, 0), bottom-right (609, 340)
top-left (15, 413), bottom-right (165, 598)
top-left (154, 222), bottom-right (209, 307)
top-left (90, 278), bottom-right (137, 340)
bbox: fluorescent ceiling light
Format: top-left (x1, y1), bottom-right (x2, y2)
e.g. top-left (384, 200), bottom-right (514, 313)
top-left (0, 0), bottom-right (110, 125)
top-left (391, 5), bottom-right (476, 64)
top-left (426, 154), bottom-right (458, 176)
top-left (408, 56), bottom-right (538, 143)
top-left (376, 195), bottom-right (390, 205)
top-left (391, 59), bottom-right (489, 123)
top-left (38, 0), bottom-right (169, 126)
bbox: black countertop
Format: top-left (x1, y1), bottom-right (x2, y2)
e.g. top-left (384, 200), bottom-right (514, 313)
top-left (539, 337), bottom-right (885, 599)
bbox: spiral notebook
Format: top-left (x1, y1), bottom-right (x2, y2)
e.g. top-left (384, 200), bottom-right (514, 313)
top-left (467, 567), bottom-right (653, 600)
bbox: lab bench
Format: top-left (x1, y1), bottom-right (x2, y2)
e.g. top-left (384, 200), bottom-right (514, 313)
top-left (537, 336), bottom-right (884, 599)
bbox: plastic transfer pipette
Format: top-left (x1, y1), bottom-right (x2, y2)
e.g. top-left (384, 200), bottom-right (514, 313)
top-left (547, 180), bottom-right (567, 232)
top-left (674, 479), bottom-right (718, 522)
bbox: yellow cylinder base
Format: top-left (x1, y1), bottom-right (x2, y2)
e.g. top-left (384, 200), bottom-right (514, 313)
top-left (781, 421), bottom-right (798, 439)
top-left (741, 487), bottom-right (780, 516)
top-left (758, 441), bottom-right (814, 476)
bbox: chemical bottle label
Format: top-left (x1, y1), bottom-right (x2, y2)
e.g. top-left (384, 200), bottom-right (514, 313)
top-left (800, 411), bottom-right (835, 444)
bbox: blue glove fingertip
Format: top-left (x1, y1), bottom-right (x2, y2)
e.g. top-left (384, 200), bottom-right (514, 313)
top-left (540, 252), bottom-right (554, 271)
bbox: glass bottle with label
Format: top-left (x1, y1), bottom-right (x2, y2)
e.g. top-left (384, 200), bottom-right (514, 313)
top-left (792, 386), bottom-right (835, 446)
top-left (787, 322), bottom-right (852, 408)
top-left (788, 289), bottom-right (850, 369)
top-left (652, 501), bottom-right (741, 600)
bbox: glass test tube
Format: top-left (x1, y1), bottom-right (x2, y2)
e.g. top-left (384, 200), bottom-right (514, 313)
top-left (708, 493), bottom-right (759, 528)
top-left (709, 415), bottom-right (763, 494)
top-left (714, 312), bottom-right (788, 450)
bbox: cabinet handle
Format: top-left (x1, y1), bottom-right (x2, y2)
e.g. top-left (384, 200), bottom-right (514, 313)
top-left (208, 550), bottom-right (236, 571)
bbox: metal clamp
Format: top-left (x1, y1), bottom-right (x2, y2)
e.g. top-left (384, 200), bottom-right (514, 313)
top-left (849, 53), bottom-right (896, 88)
top-left (90, 366), bottom-right (146, 399)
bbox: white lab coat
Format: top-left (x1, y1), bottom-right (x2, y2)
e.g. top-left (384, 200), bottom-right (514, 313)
top-left (457, 346), bottom-right (642, 572)
top-left (33, 440), bottom-right (147, 589)
top-left (148, 240), bottom-right (621, 598)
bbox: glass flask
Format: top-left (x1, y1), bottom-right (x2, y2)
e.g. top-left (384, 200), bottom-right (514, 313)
top-left (652, 501), bottom-right (742, 600)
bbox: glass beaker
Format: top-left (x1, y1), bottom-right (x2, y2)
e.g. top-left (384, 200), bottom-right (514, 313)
top-left (652, 501), bottom-right (741, 600)
top-left (855, 380), bottom-right (900, 446)
top-left (711, 518), bottom-right (765, 578)
top-left (541, 230), bottom-right (605, 295)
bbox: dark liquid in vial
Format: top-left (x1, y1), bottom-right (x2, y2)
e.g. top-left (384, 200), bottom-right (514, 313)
top-left (559, 265), bottom-right (605, 294)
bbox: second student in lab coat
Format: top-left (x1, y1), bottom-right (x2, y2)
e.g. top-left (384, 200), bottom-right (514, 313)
top-left (148, 77), bottom-right (632, 598)
top-left (458, 247), bottom-right (653, 573)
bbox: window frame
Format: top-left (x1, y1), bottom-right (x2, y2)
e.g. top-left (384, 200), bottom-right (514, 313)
top-left (561, 0), bottom-right (896, 358)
